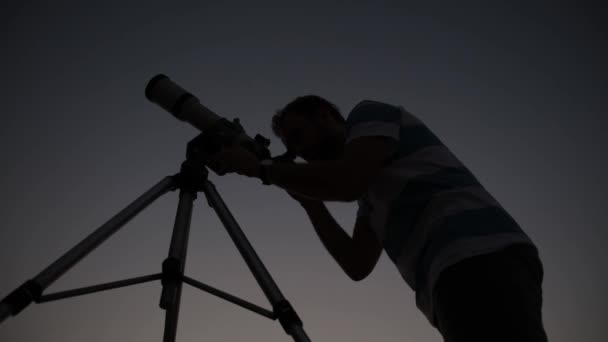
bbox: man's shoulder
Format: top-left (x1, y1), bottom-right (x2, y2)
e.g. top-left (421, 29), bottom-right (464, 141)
top-left (350, 99), bottom-right (396, 112)
top-left (347, 100), bottom-right (403, 126)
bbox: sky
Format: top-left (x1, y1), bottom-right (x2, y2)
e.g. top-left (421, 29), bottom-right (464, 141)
top-left (0, 1), bottom-right (606, 341)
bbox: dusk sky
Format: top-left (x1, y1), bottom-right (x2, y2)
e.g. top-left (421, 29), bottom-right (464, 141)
top-left (1, 1), bottom-right (606, 341)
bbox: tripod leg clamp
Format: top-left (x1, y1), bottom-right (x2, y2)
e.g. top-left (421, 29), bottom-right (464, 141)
top-left (1, 279), bottom-right (43, 315)
top-left (161, 258), bottom-right (181, 286)
top-left (159, 258), bottom-right (183, 310)
top-left (273, 299), bottom-right (303, 332)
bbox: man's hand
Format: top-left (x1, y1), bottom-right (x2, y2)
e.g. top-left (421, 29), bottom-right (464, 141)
top-left (207, 145), bottom-right (261, 178)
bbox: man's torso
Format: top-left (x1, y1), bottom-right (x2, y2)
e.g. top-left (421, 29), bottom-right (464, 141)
top-left (345, 100), bottom-right (536, 325)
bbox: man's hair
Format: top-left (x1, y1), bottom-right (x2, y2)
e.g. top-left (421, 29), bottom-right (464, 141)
top-left (271, 95), bottom-right (345, 138)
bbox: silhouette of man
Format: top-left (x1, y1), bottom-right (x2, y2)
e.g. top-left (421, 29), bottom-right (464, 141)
top-left (209, 96), bottom-right (548, 342)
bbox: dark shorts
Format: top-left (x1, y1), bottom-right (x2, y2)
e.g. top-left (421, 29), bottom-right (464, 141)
top-left (433, 244), bottom-right (548, 342)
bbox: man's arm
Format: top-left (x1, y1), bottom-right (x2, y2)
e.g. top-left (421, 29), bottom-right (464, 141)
top-left (265, 136), bottom-right (397, 201)
top-left (350, 213), bottom-right (383, 280)
top-left (300, 201), bottom-right (382, 281)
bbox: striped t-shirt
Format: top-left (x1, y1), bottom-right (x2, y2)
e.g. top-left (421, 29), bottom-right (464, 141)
top-left (346, 100), bottom-right (536, 326)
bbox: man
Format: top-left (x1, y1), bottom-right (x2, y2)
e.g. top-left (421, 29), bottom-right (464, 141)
top-left (208, 96), bottom-right (548, 342)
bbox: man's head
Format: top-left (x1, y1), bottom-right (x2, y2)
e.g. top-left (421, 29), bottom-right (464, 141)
top-left (272, 95), bottom-right (347, 162)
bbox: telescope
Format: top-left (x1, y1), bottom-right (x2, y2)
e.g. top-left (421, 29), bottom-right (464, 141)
top-left (145, 74), bottom-right (295, 169)
top-left (0, 74), bottom-right (311, 341)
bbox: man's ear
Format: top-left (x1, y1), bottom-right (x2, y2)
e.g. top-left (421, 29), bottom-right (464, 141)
top-left (317, 108), bottom-right (333, 122)
top-left (308, 111), bottom-right (328, 129)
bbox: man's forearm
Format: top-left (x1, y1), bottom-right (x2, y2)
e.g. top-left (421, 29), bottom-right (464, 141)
top-left (301, 201), bottom-right (357, 277)
top-left (265, 161), bottom-right (356, 201)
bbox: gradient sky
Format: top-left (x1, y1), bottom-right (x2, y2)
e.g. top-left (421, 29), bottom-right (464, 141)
top-left (1, 1), bottom-right (606, 341)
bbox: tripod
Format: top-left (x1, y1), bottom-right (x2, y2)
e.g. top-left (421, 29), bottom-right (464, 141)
top-left (0, 133), bottom-right (311, 342)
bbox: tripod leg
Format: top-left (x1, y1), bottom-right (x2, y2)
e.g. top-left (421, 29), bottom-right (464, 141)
top-left (0, 176), bottom-right (177, 324)
top-left (161, 189), bottom-right (196, 342)
top-left (202, 181), bottom-right (311, 342)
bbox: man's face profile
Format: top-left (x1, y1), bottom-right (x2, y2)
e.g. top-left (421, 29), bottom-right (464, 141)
top-left (279, 110), bottom-right (345, 162)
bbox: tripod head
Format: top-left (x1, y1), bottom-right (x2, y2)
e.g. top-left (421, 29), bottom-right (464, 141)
top-left (145, 74), bottom-right (295, 174)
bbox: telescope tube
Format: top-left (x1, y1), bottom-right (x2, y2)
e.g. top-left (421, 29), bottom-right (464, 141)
top-left (145, 74), bottom-right (222, 132)
top-left (145, 74), bottom-right (271, 161)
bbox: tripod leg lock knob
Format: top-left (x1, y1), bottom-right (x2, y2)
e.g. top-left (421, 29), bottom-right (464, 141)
top-left (1, 279), bottom-right (42, 315)
top-left (161, 258), bottom-right (182, 286)
top-left (273, 299), bottom-right (303, 332)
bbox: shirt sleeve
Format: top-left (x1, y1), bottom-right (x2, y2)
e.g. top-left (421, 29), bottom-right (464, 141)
top-left (345, 100), bottom-right (402, 144)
